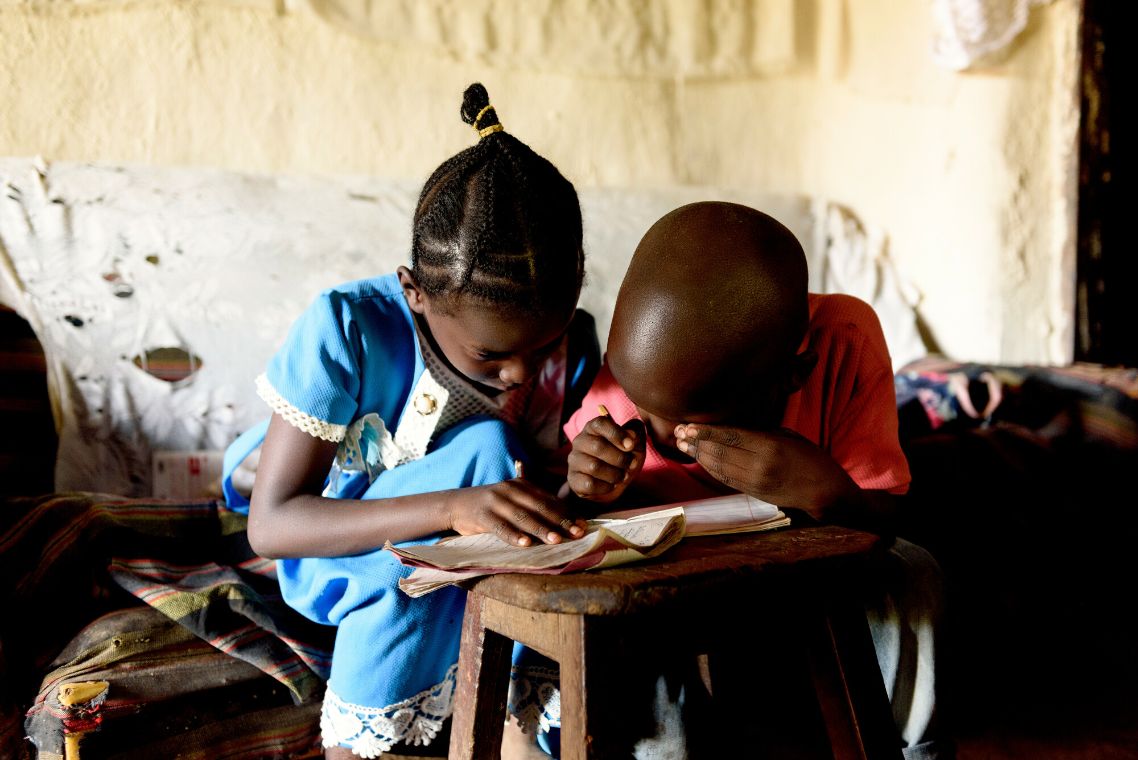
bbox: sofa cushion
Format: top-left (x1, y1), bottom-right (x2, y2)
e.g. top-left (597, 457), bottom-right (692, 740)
top-left (0, 492), bottom-right (336, 759)
top-left (24, 606), bottom-right (323, 760)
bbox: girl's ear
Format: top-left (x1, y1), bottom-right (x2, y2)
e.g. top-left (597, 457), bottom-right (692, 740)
top-left (785, 348), bottom-right (818, 394)
top-left (398, 266), bottom-right (427, 315)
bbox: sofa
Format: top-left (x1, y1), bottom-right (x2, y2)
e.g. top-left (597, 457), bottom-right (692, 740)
top-left (892, 358), bottom-right (1138, 756)
top-left (2, 157), bottom-right (1136, 759)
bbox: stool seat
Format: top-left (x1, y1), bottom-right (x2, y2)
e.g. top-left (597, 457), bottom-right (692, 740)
top-left (449, 525), bottom-right (904, 760)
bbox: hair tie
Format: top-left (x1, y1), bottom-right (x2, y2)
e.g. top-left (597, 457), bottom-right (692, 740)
top-left (473, 104), bottom-right (504, 138)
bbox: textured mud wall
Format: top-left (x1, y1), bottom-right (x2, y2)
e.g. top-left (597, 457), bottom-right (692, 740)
top-left (0, 0), bottom-right (1080, 363)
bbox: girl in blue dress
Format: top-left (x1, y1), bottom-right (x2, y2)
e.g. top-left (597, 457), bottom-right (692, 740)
top-left (222, 83), bottom-right (599, 759)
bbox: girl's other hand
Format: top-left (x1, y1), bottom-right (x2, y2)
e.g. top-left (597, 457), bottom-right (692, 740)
top-left (446, 479), bottom-right (588, 547)
top-left (566, 414), bottom-right (647, 503)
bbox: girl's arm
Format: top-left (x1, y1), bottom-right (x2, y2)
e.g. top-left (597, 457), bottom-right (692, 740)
top-left (248, 414), bottom-right (584, 559)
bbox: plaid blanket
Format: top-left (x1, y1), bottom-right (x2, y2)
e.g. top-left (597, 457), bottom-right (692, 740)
top-left (0, 492), bottom-right (334, 759)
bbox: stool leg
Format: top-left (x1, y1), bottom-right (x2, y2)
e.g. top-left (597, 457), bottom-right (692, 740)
top-left (806, 598), bottom-right (904, 760)
top-left (450, 591), bottom-right (514, 760)
top-left (558, 617), bottom-right (636, 760)
top-left (462, 600), bottom-right (629, 759)
top-left (555, 615), bottom-right (589, 760)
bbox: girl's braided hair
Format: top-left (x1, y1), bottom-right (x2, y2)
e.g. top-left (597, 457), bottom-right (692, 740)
top-left (411, 83), bottom-right (584, 316)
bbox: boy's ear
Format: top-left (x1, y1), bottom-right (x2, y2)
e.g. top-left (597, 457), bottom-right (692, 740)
top-left (397, 266), bottom-right (427, 315)
top-left (785, 348), bottom-right (818, 394)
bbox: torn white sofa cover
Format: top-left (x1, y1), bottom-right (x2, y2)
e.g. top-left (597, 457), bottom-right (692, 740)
top-left (0, 158), bottom-right (924, 496)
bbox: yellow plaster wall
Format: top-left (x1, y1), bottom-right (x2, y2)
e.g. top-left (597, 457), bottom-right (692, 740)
top-left (0, 0), bottom-right (1081, 363)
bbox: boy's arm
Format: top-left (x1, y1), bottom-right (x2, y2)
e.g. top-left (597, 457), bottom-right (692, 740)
top-left (674, 424), bottom-right (899, 530)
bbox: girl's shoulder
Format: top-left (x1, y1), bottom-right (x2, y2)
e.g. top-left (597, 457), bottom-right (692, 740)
top-left (322, 272), bottom-right (405, 305)
top-left (281, 273), bottom-right (416, 363)
top-left (311, 273), bottom-right (412, 328)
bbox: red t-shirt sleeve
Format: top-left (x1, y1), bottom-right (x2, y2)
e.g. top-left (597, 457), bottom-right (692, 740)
top-left (830, 372), bottom-right (911, 494)
top-left (819, 297), bottom-right (911, 494)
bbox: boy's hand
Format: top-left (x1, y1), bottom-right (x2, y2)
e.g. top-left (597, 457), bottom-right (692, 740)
top-left (447, 479), bottom-right (587, 547)
top-left (674, 424), bottom-right (857, 519)
top-left (566, 415), bottom-right (647, 503)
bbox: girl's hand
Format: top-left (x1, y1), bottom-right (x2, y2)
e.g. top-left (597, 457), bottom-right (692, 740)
top-left (446, 478), bottom-right (588, 547)
top-left (674, 424), bottom-right (857, 520)
top-left (566, 415), bottom-right (647, 503)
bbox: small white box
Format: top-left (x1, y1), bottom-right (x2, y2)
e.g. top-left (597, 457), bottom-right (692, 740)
top-left (152, 450), bottom-right (226, 498)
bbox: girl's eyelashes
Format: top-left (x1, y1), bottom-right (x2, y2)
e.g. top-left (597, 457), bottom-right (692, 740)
top-left (528, 333), bottom-right (567, 359)
top-left (472, 333), bottom-right (564, 363)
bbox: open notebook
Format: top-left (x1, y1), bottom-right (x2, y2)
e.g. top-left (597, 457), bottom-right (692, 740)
top-left (590, 492), bottom-right (790, 537)
top-left (389, 493), bottom-right (789, 597)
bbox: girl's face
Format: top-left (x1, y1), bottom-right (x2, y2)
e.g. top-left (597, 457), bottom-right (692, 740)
top-left (400, 268), bottom-right (573, 393)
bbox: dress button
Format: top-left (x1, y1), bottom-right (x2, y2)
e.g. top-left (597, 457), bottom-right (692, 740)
top-left (413, 393), bottom-right (438, 416)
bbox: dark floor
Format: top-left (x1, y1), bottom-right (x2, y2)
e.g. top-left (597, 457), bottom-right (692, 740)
top-left (382, 728), bottom-right (1138, 760)
top-left (931, 568), bottom-right (1138, 760)
top-left (954, 693), bottom-right (1138, 759)
top-left (958, 731), bottom-right (1138, 760)
top-left (378, 677), bottom-right (1138, 759)
top-left (953, 648), bottom-right (1138, 758)
top-left (949, 644), bottom-right (1138, 758)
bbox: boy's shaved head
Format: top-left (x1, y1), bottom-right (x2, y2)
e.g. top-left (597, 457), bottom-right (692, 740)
top-left (608, 201), bottom-right (809, 424)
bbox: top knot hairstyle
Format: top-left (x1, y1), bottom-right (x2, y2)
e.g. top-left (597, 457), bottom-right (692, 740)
top-left (411, 83), bottom-right (584, 316)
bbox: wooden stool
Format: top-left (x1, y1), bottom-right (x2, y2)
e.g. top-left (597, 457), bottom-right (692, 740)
top-left (449, 525), bottom-right (904, 760)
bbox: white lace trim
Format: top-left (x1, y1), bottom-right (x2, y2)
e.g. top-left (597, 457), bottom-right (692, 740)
top-left (390, 369), bottom-right (450, 467)
top-left (256, 374), bottom-right (347, 442)
top-left (509, 664), bottom-right (561, 735)
top-left (320, 663), bottom-right (458, 758)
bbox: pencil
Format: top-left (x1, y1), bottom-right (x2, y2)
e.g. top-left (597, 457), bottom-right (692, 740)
top-left (597, 404), bottom-right (610, 418)
top-left (514, 459), bottom-right (524, 479)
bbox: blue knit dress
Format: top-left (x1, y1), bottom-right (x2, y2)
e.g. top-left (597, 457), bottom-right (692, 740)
top-left (222, 273), bottom-right (597, 757)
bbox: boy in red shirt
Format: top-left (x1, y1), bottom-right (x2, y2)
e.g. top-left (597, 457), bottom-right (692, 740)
top-left (566, 201), bottom-right (910, 520)
top-left (510, 201), bottom-right (947, 760)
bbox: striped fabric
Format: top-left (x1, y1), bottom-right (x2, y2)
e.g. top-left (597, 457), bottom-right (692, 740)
top-left (24, 606), bottom-right (325, 760)
top-left (0, 492), bottom-right (334, 759)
